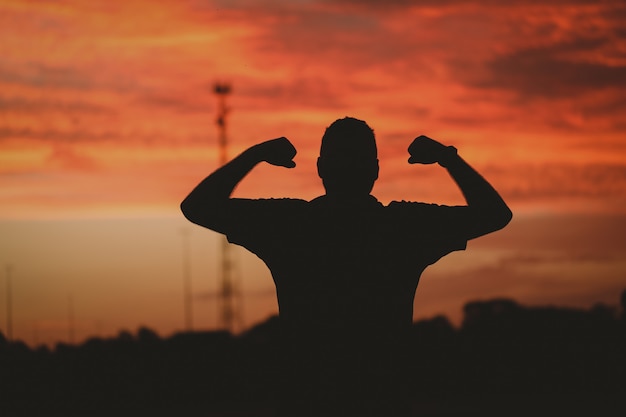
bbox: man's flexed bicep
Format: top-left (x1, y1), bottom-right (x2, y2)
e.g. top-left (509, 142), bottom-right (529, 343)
top-left (180, 137), bottom-right (297, 233)
top-left (408, 135), bottom-right (512, 240)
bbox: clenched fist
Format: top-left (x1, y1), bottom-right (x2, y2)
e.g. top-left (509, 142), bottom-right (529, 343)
top-left (253, 137), bottom-right (297, 168)
top-left (408, 135), bottom-right (457, 167)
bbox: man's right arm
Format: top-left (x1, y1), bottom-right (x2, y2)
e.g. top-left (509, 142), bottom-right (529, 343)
top-left (180, 137), bottom-right (297, 234)
top-left (408, 135), bottom-right (512, 240)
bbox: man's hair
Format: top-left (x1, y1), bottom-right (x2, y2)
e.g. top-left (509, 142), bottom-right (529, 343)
top-left (320, 117), bottom-right (377, 160)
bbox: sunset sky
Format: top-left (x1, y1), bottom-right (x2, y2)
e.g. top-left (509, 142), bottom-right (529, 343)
top-left (1, 0), bottom-right (625, 347)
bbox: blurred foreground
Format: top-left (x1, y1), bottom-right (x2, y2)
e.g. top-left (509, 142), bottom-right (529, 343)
top-left (2, 292), bottom-right (625, 417)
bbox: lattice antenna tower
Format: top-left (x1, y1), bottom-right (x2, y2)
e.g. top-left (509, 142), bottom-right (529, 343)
top-left (213, 82), bottom-right (243, 333)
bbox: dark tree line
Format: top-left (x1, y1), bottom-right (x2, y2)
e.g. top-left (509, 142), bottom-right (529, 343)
top-left (2, 291), bottom-right (625, 417)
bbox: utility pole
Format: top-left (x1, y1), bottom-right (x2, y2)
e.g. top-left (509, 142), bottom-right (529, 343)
top-left (181, 228), bottom-right (193, 331)
top-left (68, 294), bottom-right (75, 345)
top-left (33, 320), bottom-right (39, 347)
top-left (213, 82), bottom-right (242, 333)
top-left (5, 264), bottom-right (13, 341)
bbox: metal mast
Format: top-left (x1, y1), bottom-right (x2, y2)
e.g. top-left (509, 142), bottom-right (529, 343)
top-left (5, 264), bottom-right (12, 341)
top-left (213, 82), bottom-right (241, 333)
top-left (181, 228), bottom-right (193, 331)
top-left (68, 294), bottom-right (75, 344)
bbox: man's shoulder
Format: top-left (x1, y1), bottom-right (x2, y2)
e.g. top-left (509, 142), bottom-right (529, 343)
top-left (227, 198), bottom-right (309, 218)
top-left (232, 197), bottom-right (308, 206)
top-left (386, 200), bottom-right (438, 210)
top-left (387, 200), bottom-right (464, 209)
top-left (385, 201), bottom-right (468, 219)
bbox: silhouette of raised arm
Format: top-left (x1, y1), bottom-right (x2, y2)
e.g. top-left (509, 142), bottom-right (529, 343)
top-left (180, 137), bottom-right (297, 233)
top-left (408, 135), bottom-right (512, 239)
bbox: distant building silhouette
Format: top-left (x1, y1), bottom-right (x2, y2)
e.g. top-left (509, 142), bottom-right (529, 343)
top-left (2, 291), bottom-right (626, 416)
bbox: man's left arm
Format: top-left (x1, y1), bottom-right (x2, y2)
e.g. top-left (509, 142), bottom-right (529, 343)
top-left (181, 137), bottom-right (297, 234)
top-left (408, 135), bottom-right (512, 240)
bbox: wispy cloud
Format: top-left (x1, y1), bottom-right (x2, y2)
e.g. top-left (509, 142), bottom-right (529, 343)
top-left (471, 39), bottom-right (626, 98)
top-left (0, 0), bottom-right (625, 217)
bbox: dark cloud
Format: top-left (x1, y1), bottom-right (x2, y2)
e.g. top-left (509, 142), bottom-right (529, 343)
top-left (539, 95), bottom-right (626, 132)
top-left (133, 92), bottom-right (215, 114)
top-left (0, 63), bottom-right (94, 90)
top-left (0, 96), bottom-right (112, 114)
top-left (437, 113), bottom-right (512, 128)
top-left (0, 127), bottom-right (117, 144)
top-left (212, 1), bottom-right (438, 74)
top-left (479, 50), bottom-right (626, 97)
top-left (238, 76), bottom-right (348, 109)
top-left (378, 158), bottom-right (626, 207)
top-left (0, 126), bottom-right (195, 146)
top-left (474, 42), bottom-right (626, 98)
top-left (320, 0), bottom-right (623, 9)
top-left (0, 62), bottom-right (140, 92)
top-left (227, 0), bottom-right (626, 102)
top-left (0, 125), bottom-right (218, 148)
top-left (578, 94), bottom-right (626, 119)
top-left (249, 9), bottom-right (385, 61)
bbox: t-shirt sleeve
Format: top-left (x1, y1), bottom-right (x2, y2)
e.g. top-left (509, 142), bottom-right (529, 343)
top-left (388, 201), bottom-right (471, 263)
top-left (219, 198), bottom-right (306, 255)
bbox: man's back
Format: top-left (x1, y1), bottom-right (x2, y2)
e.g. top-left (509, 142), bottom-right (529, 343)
top-left (227, 195), bottom-right (467, 327)
top-left (222, 194), bottom-right (470, 416)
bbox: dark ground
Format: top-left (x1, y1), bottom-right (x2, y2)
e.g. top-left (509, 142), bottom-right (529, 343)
top-left (2, 293), bottom-right (625, 417)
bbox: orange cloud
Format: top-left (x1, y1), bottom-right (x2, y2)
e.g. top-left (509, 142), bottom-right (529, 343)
top-left (0, 0), bottom-right (625, 219)
top-left (4, 0), bottom-right (626, 347)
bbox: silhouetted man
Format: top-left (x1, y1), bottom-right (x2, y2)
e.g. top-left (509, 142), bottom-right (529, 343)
top-left (181, 117), bottom-right (512, 417)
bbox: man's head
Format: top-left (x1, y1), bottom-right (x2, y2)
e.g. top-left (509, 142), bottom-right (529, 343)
top-left (317, 117), bottom-right (379, 197)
